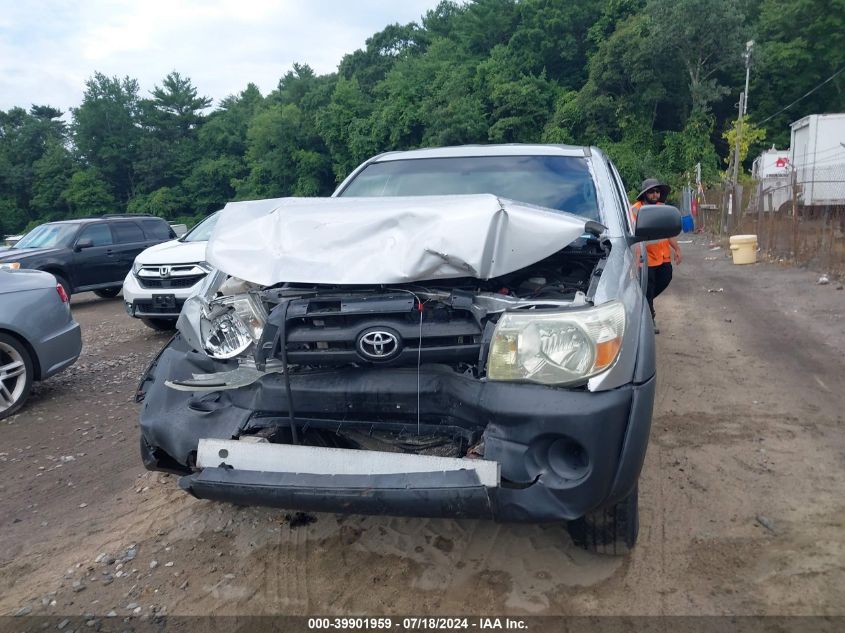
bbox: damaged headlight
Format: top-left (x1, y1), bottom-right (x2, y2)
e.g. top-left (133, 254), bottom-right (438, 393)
top-left (200, 293), bottom-right (267, 359)
top-left (487, 300), bottom-right (625, 385)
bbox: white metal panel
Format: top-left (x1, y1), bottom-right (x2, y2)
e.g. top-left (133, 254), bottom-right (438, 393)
top-left (790, 113), bottom-right (845, 205)
top-left (197, 438), bottom-right (501, 488)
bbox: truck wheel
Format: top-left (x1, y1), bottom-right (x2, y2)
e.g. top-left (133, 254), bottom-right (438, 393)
top-left (94, 287), bottom-right (121, 299)
top-left (141, 318), bottom-right (178, 332)
top-left (0, 333), bottom-right (34, 420)
top-left (567, 486), bottom-right (639, 555)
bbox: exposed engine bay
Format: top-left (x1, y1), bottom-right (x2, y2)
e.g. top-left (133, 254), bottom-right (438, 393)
top-left (155, 237), bottom-right (612, 462)
top-left (175, 237), bottom-right (608, 379)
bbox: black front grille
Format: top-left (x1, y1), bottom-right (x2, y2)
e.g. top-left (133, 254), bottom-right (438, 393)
top-left (139, 275), bottom-right (205, 289)
top-left (277, 294), bottom-right (482, 367)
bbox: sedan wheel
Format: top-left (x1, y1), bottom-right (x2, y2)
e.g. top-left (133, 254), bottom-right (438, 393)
top-left (0, 334), bottom-right (34, 420)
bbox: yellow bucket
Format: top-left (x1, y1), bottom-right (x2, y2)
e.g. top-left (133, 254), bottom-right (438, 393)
top-left (729, 234), bottom-right (757, 264)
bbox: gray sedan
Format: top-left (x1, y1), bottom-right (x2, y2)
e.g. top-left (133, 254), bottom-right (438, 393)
top-left (0, 269), bottom-right (82, 419)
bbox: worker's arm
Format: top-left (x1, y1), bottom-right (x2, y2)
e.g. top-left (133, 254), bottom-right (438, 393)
top-left (669, 237), bottom-right (682, 264)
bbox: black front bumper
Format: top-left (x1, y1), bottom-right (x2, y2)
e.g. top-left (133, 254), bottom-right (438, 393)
top-left (181, 469), bottom-right (495, 518)
top-left (139, 338), bottom-right (655, 522)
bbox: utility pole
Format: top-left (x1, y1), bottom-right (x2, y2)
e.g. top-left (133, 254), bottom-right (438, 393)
top-left (743, 40), bottom-right (754, 116)
top-left (731, 92), bottom-right (746, 186)
top-left (727, 91), bottom-right (746, 236)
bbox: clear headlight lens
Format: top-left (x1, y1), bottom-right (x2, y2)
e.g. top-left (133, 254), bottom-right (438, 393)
top-left (0, 262), bottom-right (21, 270)
top-left (200, 293), bottom-right (267, 359)
top-left (131, 259), bottom-right (143, 275)
top-left (487, 301), bottom-right (625, 385)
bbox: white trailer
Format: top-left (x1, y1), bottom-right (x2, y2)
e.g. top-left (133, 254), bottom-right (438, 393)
top-left (751, 148), bottom-right (792, 212)
top-left (789, 113), bottom-right (845, 206)
top-left (752, 148), bottom-right (791, 179)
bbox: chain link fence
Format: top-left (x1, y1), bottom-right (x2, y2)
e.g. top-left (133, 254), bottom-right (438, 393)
top-left (695, 165), bottom-right (845, 277)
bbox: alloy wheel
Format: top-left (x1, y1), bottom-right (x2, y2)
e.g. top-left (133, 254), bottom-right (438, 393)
top-left (0, 341), bottom-right (28, 414)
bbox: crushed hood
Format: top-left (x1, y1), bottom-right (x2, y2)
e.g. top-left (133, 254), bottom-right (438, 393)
top-left (206, 195), bottom-right (589, 286)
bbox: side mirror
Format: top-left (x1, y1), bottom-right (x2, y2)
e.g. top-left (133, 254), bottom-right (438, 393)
top-left (74, 238), bottom-right (94, 251)
top-left (630, 204), bottom-right (682, 244)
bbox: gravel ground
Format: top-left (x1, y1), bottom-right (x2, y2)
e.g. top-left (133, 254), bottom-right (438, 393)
top-left (1, 237), bottom-right (843, 618)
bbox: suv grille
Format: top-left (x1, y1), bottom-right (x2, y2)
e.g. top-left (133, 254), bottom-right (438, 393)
top-left (136, 264), bottom-right (207, 290)
top-left (139, 276), bottom-right (204, 289)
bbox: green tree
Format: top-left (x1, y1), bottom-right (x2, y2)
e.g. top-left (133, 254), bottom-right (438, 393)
top-left (0, 106), bottom-right (67, 221)
top-left (62, 168), bottom-right (117, 216)
top-left (450, 0), bottom-right (519, 56)
top-left (646, 0), bottom-right (747, 114)
top-left (751, 0), bottom-right (845, 147)
top-left (135, 72), bottom-right (211, 195)
top-left (237, 104), bottom-right (332, 199)
top-left (339, 22), bottom-right (429, 93)
top-left (476, 42), bottom-right (559, 143)
top-left (182, 84), bottom-right (263, 213)
top-left (418, 47), bottom-right (488, 146)
top-left (31, 141), bottom-right (76, 216)
top-left (126, 186), bottom-right (187, 217)
top-left (722, 115), bottom-right (767, 178)
top-left (510, 0), bottom-right (604, 90)
top-left (72, 73), bottom-right (141, 203)
top-left (316, 76), bottom-right (378, 182)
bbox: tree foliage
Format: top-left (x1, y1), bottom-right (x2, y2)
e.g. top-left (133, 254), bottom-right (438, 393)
top-left (1, 0), bottom-right (843, 233)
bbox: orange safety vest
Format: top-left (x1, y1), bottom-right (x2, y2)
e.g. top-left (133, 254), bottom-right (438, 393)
top-left (630, 200), bottom-right (672, 267)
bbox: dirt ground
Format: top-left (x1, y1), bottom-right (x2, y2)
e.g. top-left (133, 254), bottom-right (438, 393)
top-left (1, 236), bottom-right (844, 618)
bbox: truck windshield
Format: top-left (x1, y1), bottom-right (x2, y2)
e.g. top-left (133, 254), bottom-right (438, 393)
top-left (339, 155), bottom-right (600, 220)
top-left (13, 224), bottom-right (77, 249)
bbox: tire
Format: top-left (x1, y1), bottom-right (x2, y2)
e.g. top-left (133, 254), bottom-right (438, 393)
top-left (567, 485), bottom-right (639, 555)
top-left (94, 287), bottom-right (121, 299)
top-left (52, 274), bottom-right (71, 301)
top-left (141, 318), bottom-right (178, 332)
top-left (0, 333), bottom-right (34, 420)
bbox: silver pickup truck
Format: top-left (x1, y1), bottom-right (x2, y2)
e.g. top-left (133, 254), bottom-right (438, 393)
top-left (137, 144), bottom-right (680, 555)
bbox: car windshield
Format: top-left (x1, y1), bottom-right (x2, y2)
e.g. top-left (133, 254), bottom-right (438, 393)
top-left (13, 224), bottom-right (77, 249)
top-left (339, 155), bottom-right (600, 220)
top-left (180, 212), bottom-right (220, 242)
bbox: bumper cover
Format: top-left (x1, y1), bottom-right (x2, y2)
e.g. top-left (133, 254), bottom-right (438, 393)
top-left (139, 338), bottom-right (655, 522)
top-left (38, 319), bottom-right (82, 380)
top-left (182, 468), bottom-right (494, 519)
top-left (122, 272), bottom-right (195, 318)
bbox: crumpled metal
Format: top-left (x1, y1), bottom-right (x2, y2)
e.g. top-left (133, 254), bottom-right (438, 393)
top-left (206, 194), bottom-right (588, 286)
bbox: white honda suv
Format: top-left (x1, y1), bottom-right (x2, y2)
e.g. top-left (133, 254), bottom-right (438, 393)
top-left (123, 212), bottom-right (219, 330)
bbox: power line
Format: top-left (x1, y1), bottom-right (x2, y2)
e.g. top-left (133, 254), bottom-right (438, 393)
top-left (756, 64), bottom-right (845, 126)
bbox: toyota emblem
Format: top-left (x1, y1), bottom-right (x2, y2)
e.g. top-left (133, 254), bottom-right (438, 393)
top-left (356, 327), bottom-right (402, 361)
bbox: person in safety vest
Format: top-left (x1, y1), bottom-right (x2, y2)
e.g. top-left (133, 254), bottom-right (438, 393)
top-left (630, 178), bottom-right (682, 334)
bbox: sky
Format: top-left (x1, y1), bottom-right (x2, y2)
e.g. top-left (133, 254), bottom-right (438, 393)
top-left (0, 0), bottom-right (445, 114)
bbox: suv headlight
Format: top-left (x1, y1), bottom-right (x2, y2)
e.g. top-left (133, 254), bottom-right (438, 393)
top-left (0, 262), bottom-right (21, 270)
top-left (487, 301), bottom-right (625, 385)
top-left (131, 259), bottom-right (143, 275)
top-left (200, 293), bottom-right (267, 359)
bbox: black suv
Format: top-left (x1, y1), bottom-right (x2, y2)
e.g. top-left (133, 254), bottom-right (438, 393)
top-left (0, 216), bottom-right (175, 299)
